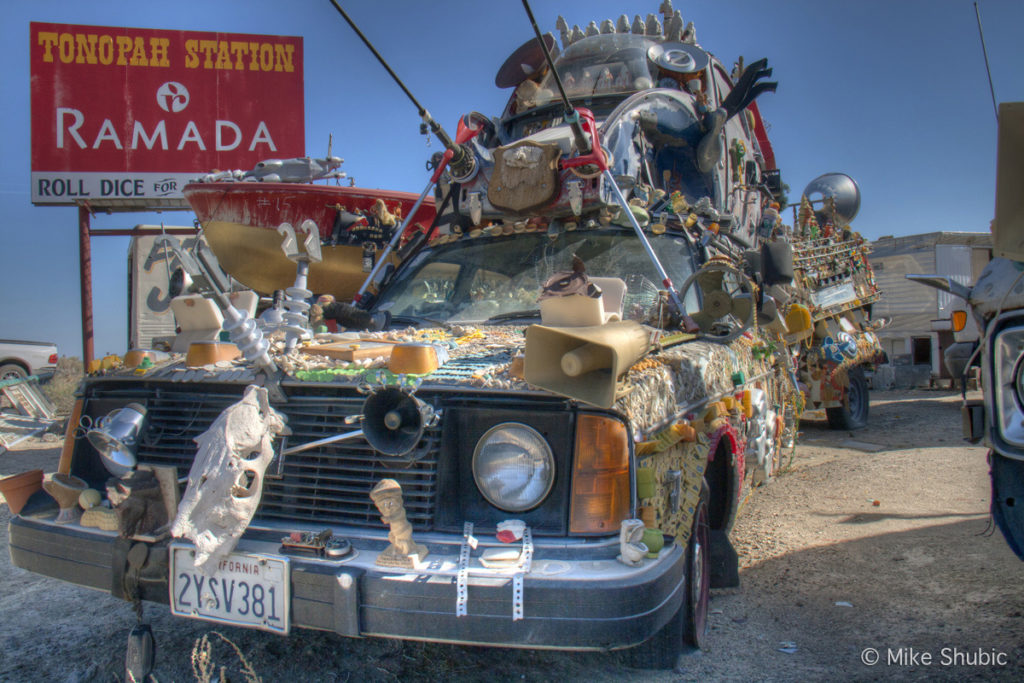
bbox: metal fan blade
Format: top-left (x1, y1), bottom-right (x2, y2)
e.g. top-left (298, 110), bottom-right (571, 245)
top-left (703, 289), bottom-right (733, 319)
top-left (691, 311), bottom-right (715, 331)
top-left (695, 267), bottom-right (725, 293)
top-left (731, 293), bottom-right (754, 324)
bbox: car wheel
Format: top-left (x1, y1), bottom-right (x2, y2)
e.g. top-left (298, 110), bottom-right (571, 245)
top-left (684, 482), bottom-right (711, 649)
top-left (989, 451), bottom-right (1024, 560)
top-left (827, 365), bottom-right (869, 430)
top-left (0, 363), bottom-right (28, 381)
top-left (629, 482), bottom-right (711, 669)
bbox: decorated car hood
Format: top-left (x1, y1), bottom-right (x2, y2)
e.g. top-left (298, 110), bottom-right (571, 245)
top-left (95, 323), bottom-right (778, 436)
top-left (275, 324), bottom-right (777, 435)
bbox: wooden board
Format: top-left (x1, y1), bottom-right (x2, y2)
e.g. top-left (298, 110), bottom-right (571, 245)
top-left (303, 340), bottom-right (396, 361)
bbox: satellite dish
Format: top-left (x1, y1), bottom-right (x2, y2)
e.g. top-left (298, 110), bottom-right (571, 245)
top-left (803, 172), bottom-right (861, 224)
top-left (495, 34), bottom-right (559, 89)
top-left (647, 42), bottom-right (710, 75)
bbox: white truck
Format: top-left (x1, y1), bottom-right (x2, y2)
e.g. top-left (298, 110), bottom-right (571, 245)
top-left (0, 339), bottom-right (58, 380)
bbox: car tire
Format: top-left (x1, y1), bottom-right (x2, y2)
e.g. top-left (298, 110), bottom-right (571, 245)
top-left (989, 451), bottom-right (1024, 560)
top-left (0, 363), bottom-right (28, 381)
top-left (827, 365), bottom-right (869, 430)
top-left (629, 481), bottom-right (711, 669)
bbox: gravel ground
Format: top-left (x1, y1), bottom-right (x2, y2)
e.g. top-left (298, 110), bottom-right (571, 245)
top-left (2, 389), bottom-right (1022, 682)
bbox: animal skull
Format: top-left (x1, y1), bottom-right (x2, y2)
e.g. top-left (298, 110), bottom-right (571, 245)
top-left (171, 385), bottom-right (290, 575)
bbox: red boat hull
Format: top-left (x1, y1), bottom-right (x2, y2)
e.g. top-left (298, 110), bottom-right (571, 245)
top-left (183, 182), bottom-right (436, 300)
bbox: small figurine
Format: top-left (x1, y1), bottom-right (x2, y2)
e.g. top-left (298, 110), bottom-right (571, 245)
top-left (645, 13), bottom-right (662, 36)
top-left (730, 139), bottom-right (746, 183)
top-left (759, 201), bottom-right (781, 239)
top-left (328, 204), bottom-right (369, 246)
top-left (370, 199), bottom-right (398, 229)
top-left (556, 15), bottom-right (570, 48)
top-left (370, 479), bottom-right (428, 567)
top-left (309, 303), bottom-right (328, 334)
top-left (664, 10), bottom-right (684, 42)
top-left (659, 0), bottom-right (675, 25)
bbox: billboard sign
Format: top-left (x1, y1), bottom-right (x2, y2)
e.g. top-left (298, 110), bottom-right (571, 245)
top-left (30, 22), bottom-right (305, 206)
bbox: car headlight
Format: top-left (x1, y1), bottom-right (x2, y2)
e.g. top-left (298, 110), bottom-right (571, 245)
top-left (472, 423), bottom-right (555, 512)
top-left (994, 325), bottom-right (1024, 447)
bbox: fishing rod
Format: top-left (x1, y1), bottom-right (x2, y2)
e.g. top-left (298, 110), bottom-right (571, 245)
top-left (326, 0), bottom-right (482, 304)
top-left (327, 0), bottom-right (475, 175)
top-left (519, 0), bottom-right (591, 156)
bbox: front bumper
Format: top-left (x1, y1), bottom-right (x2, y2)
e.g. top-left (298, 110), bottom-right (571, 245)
top-left (9, 515), bottom-right (685, 650)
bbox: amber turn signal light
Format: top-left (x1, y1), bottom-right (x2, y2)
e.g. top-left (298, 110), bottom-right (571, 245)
top-left (952, 310), bottom-right (968, 333)
top-left (569, 414), bottom-right (630, 534)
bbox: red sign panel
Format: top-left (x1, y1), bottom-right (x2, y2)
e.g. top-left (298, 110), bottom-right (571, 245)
top-left (30, 22), bottom-right (304, 205)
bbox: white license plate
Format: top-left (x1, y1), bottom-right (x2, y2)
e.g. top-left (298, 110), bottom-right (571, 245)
top-left (169, 544), bottom-right (290, 635)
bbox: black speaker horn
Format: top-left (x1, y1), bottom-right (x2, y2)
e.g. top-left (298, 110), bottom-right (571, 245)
top-left (362, 387), bottom-right (435, 457)
top-left (761, 240), bottom-right (794, 286)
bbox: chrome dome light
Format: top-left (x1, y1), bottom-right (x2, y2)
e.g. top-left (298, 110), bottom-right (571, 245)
top-left (86, 403), bottom-right (147, 477)
top-left (472, 423), bottom-right (555, 512)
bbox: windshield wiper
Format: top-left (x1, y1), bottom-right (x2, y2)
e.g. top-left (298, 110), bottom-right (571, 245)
top-left (482, 309), bottom-right (541, 324)
top-left (387, 314), bottom-right (448, 328)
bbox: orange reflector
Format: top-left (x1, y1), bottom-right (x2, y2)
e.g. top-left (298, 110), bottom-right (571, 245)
top-left (570, 414), bottom-right (630, 534)
top-left (57, 399), bottom-right (83, 475)
top-left (952, 310), bottom-right (968, 332)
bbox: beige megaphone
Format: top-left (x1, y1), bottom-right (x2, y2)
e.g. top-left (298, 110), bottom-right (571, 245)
top-left (524, 320), bottom-right (651, 408)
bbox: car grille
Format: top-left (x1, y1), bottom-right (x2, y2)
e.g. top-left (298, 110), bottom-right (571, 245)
top-left (86, 383), bottom-right (440, 531)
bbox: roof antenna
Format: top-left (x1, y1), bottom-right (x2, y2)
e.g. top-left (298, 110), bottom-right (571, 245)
top-left (974, 1), bottom-right (998, 122)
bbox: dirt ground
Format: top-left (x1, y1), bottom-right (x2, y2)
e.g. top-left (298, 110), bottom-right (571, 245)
top-left (2, 389), bottom-right (1022, 682)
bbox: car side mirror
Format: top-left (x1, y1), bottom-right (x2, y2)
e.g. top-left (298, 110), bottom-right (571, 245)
top-left (905, 274), bottom-right (971, 301)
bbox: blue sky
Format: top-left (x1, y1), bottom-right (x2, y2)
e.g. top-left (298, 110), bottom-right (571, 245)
top-left (1, 0), bottom-right (1022, 359)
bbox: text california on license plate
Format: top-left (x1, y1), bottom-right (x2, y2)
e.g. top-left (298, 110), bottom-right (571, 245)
top-left (170, 543), bottom-right (290, 635)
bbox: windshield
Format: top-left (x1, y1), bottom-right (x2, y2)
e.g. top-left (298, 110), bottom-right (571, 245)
top-left (522, 34), bottom-right (657, 111)
top-left (375, 228), bottom-right (699, 325)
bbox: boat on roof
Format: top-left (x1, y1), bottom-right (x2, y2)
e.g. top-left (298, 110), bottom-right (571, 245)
top-left (183, 156), bottom-right (436, 300)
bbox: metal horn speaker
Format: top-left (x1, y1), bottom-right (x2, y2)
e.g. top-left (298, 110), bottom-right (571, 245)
top-left (86, 403), bottom-right (147, 477)
top-left (802, 172), bottom-right (861, 225)
top-left (524, 321), bottom-right (650, 409)
top-left (362, 386), bottom-right (435, 457)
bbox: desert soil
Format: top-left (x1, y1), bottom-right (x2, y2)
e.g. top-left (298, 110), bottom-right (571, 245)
top-left (1, 389), bottom-right (1022, 682)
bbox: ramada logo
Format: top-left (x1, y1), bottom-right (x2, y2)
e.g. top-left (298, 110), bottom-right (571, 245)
top-left (156, 81), bottom-right (190, 113)
top-left (54, 79), bottom-right (277, 152)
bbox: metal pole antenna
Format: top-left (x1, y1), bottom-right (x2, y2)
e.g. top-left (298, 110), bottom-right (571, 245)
top-left (974, 1), bottom-right (999, 123)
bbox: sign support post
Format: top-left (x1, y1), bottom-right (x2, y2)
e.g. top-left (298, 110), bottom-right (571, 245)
top-left (78, 204), bottom-right (94, 365)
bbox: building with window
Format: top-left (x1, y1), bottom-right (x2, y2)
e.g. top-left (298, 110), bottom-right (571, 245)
top-left (868, 231), bottom-right (991, 387)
